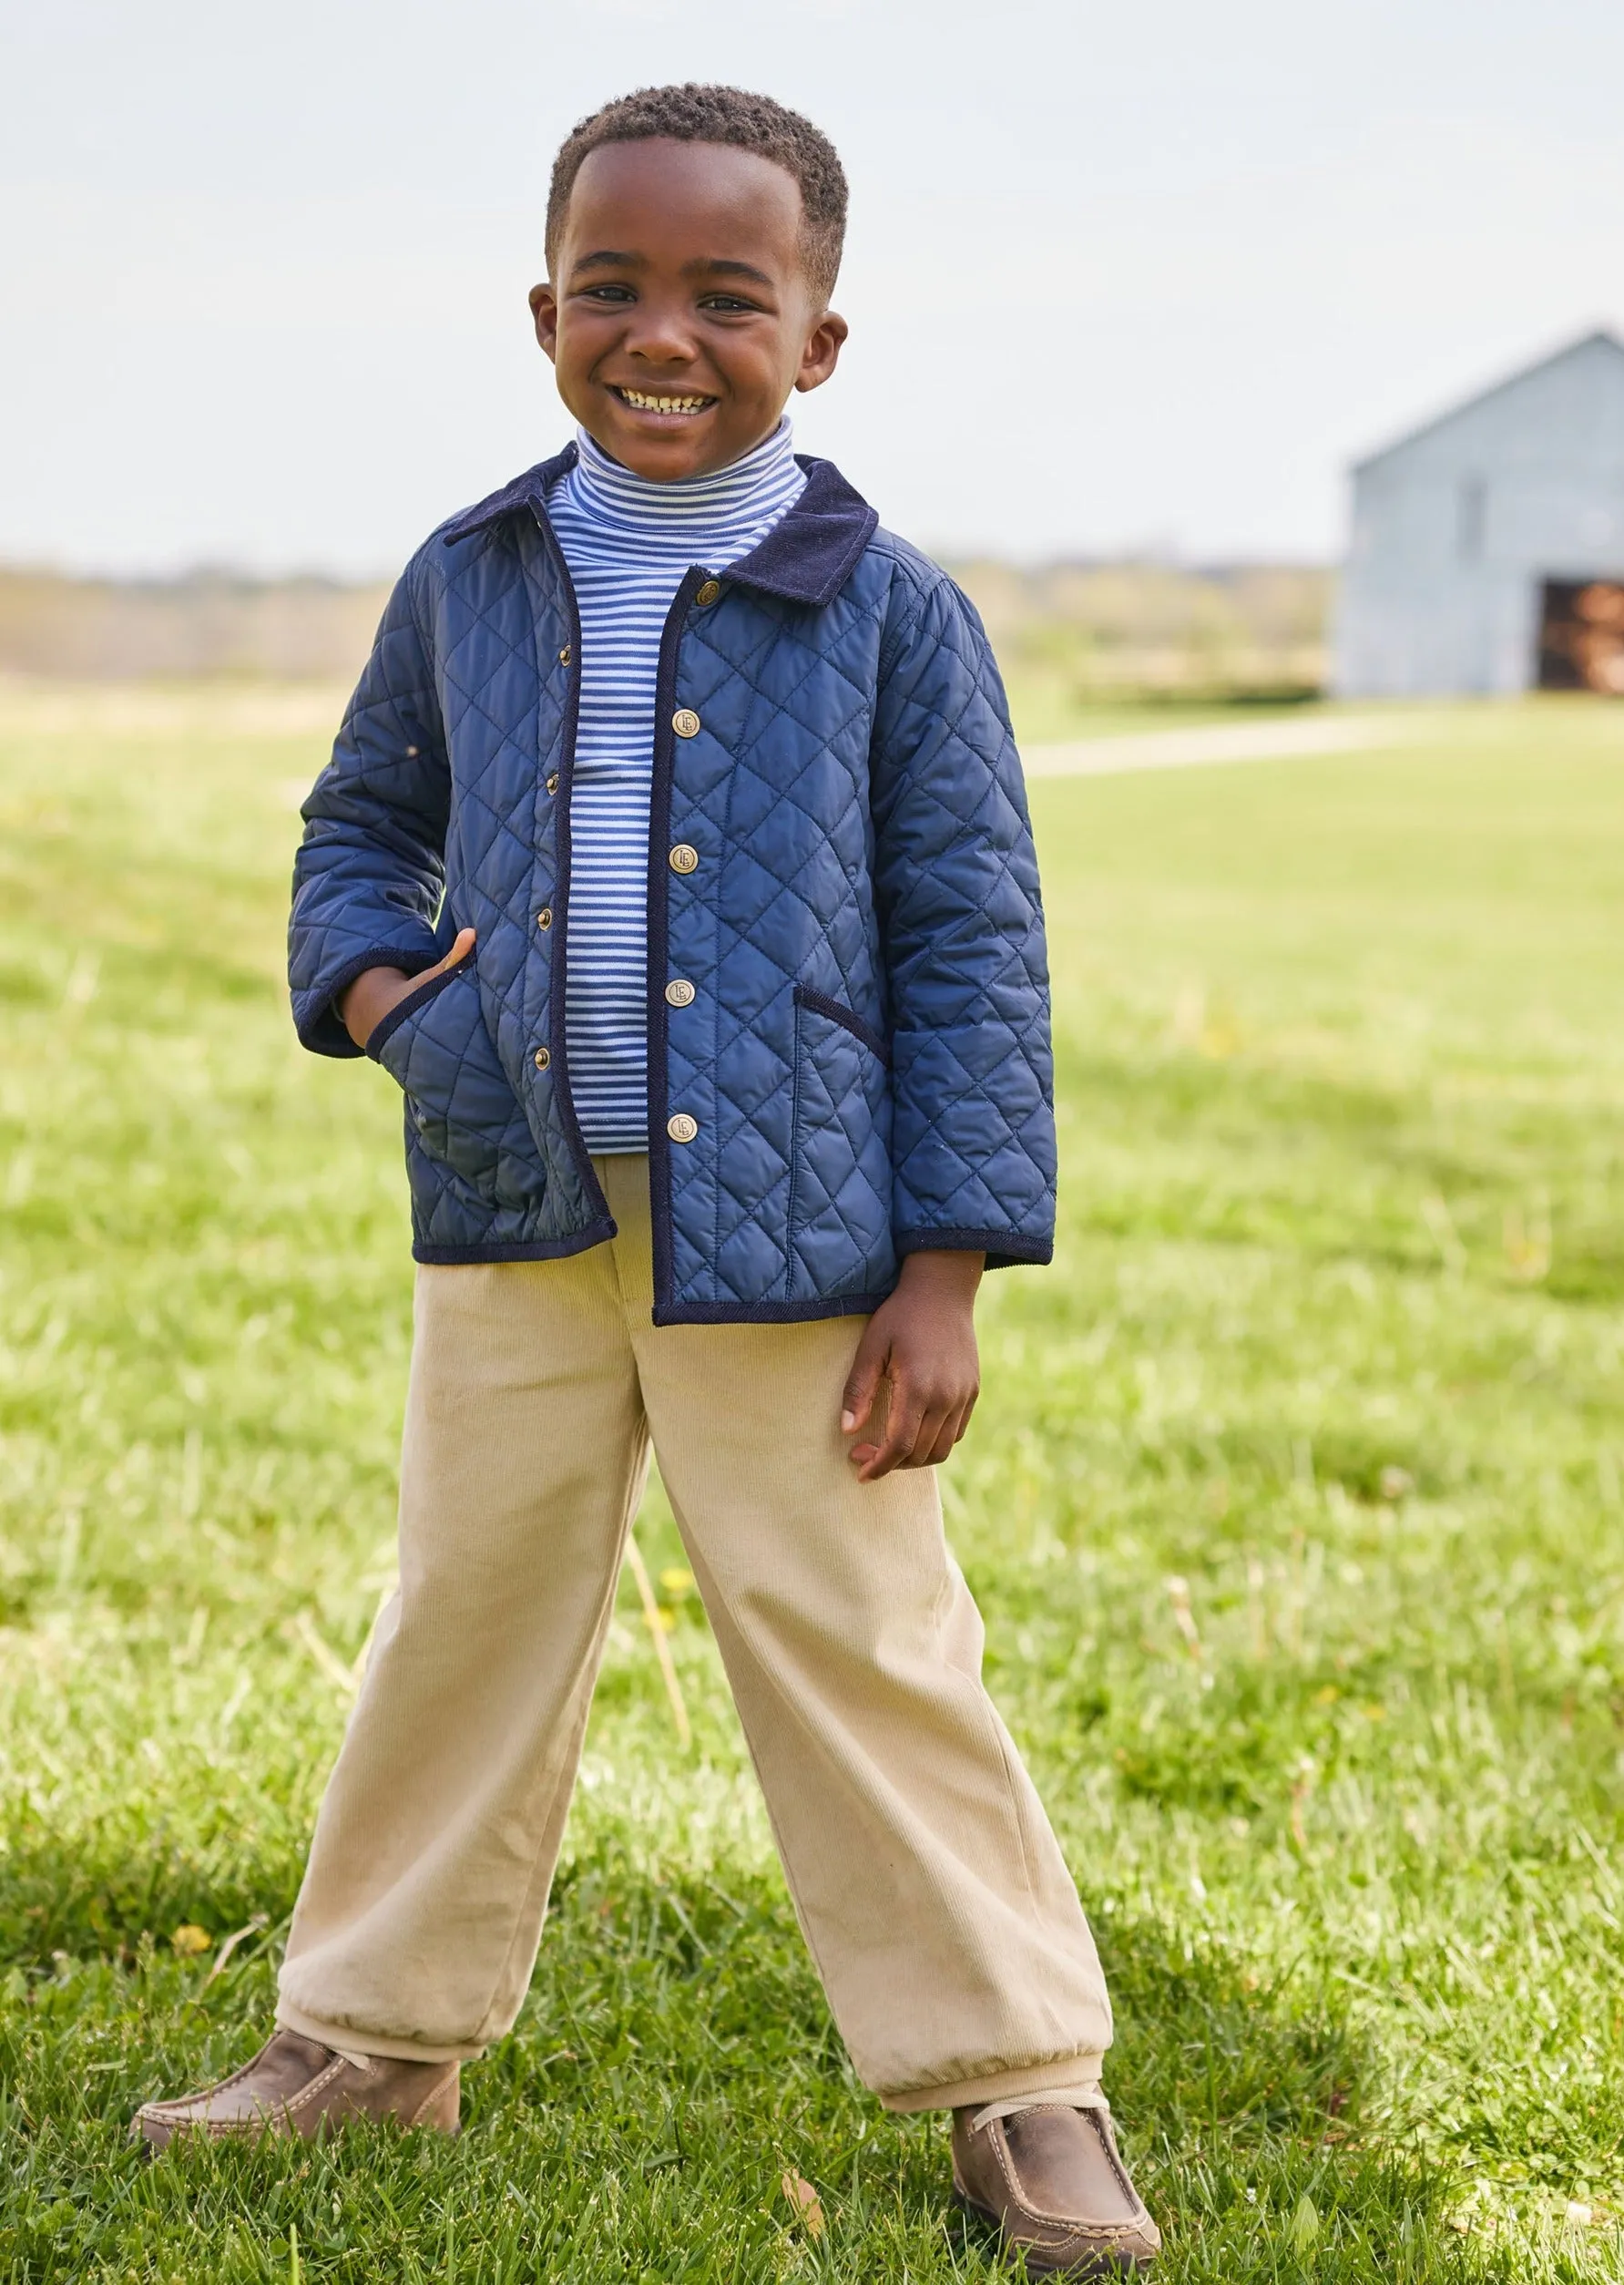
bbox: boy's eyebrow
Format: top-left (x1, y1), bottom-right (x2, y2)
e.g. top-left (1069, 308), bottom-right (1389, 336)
top-left (569, 249), bottom-right (641, 273)
top-left (683, 257), bottom-right (775, 288)
top-left (570, 250), bottom-right (777, 290)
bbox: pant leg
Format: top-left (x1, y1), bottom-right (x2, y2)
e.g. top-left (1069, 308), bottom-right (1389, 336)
top-left (277, 1241), bottom-right (649, 2063)
top-left (598, 1159), bottom-right (1114, 2113)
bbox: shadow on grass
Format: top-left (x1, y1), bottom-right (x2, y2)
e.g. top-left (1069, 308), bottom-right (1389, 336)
top-left (0, 1849), bottom-right (1526, 2279)
top-left (1097, 1915), bottom-right (1528, 2280)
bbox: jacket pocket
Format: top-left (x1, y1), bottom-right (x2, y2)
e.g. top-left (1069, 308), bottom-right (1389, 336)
top-left (786, 987), bottom-right (894, 1300)
top-left (363, 958), bottom-right (465, 1063)
top-left (373, 964), bottom-right (543, 1219)
top-left (792, 984), bottom-right (892, 1065)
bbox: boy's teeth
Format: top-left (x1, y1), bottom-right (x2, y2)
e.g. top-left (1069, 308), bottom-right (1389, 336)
top-left (620, 388), bottom-right (710, 414)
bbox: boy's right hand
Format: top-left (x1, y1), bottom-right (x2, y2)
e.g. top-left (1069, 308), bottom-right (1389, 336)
top-left (339, 927), bottom-right (476, 1051)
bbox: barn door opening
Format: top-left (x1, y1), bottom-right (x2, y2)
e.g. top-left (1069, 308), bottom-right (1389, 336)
top-left (1537, 579), bottom-right (1624, 694)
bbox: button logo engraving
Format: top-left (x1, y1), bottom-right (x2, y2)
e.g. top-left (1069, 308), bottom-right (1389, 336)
top-left (664, 979), bottom-right (695, 1007)
top-left (669, 843), bottom-right (699, 874)
top-left (694, 580), bottom-right (720, 608)
top-left (667, 1112), bottom-right (699, 1143)
top-left (672, 708), bottom-right (701, 739)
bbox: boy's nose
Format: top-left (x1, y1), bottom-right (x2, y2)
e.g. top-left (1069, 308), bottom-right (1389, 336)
top-left (621, 302), bottom-right (700, 366)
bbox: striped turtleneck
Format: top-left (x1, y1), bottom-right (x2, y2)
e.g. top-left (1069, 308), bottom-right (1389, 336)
top-left (546, 419), bottom-right (807, 1154)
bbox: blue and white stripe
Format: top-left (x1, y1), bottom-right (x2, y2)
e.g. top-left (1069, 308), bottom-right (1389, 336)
top-left (546, 420), bottom-right (806, 1153)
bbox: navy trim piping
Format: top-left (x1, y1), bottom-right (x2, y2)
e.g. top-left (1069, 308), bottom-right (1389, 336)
top-left (413, 1218), bottom-right (616, 1267)
top-left (301, 941), bottom-right (442, 1056)
top-left (646, 566), bottom-right (710, 1320)
top-left (792, 984), bottom-right (892, 1065)
top-left (527, 499), bottom-right (612, 1235)
top-left (896, 1226), bottom-right (1055, 1268)
top-left (652, 1289), bottom-right (890, 1328)
top-left (364, 955), bottom-right (470, 1060)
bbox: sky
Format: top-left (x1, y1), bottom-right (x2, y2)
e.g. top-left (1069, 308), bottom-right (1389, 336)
top-left (4, 0), bottom-right (1622, 578)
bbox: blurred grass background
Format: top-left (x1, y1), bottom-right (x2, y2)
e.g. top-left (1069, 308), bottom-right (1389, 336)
top-left (1, 678), bottom-right (1623, 2279)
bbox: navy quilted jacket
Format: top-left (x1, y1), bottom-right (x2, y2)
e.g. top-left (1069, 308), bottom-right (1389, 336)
top-left (289, 446), bottom-right (1056, 1325)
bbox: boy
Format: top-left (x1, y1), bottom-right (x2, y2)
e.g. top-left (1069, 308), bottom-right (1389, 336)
top-left (136, 84), bottom-right (1159, 2278)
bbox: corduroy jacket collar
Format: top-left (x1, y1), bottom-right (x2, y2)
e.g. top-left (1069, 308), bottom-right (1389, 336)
top-left (439, 445), bottom-right (879, 610)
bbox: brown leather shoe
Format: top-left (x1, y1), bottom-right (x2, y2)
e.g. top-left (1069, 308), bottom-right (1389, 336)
top-left (132, 2028), bottom-right (460, 2149)
top-left (952, 2104), bottom-right (1160, 2276)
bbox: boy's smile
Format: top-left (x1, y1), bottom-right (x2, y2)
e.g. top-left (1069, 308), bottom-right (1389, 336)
top-left (530, 138), bottom-right (847, 482)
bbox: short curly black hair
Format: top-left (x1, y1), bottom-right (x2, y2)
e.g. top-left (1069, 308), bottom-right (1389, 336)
top-left (546, 83), bottom-right (848, 307)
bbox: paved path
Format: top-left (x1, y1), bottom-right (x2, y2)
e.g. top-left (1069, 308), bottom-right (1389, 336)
top-left (1024, 712), bottom-right (1430, 777)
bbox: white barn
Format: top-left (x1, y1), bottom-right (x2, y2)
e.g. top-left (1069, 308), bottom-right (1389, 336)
top-left (1333, 329), bottom-right (1624, 698)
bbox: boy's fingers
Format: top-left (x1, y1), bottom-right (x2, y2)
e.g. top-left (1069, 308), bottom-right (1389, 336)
top-left (901, 1403), bottom-right (948, 1467)
top-left (840, 1330), bottom-right (889, 1436)
top-left (917, 1404), bottom-right (962, 1469)
top-left (858, 1390), bottom-right (933, 1480)
top-left (855, 1396), bottom-right (968, 1479)
top-left (434, 927), bottom-right (477, 976)
top-left (924, 1413), bottom-right (963, 1468)
top-left (886, 1389), bottom-right (976, 1476)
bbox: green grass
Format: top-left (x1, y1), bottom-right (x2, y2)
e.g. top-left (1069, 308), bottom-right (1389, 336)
top-left (2, 681), bottom-right (1623, 2280)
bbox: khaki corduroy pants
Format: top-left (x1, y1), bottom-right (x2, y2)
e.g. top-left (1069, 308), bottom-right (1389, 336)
top-left (277, 1154), bottom-right (1112, 2109)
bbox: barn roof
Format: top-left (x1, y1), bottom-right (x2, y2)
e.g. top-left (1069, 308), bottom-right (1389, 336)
top-left (1351, 327), bottom-right (1624, 475)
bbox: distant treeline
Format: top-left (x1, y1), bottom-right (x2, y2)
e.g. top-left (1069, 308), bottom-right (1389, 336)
top-left (951, 559), bottom-right (1333, 706)
top-left (0, 559), bottom-right (1333, 699)
top-left (0, 568), bottom-right (392, 683)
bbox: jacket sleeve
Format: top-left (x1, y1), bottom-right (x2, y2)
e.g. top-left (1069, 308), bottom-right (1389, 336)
top-left (287, 559), bottom-right (453, 1058)
top-left (870, 567), bottom-right (1057, 1270)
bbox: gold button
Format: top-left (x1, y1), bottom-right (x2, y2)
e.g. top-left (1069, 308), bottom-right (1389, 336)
top-left (665, 978), bottom-right (695, 1008)
top-left (405, 745), bottom-right (420, 759)
top-left (667, 1112), bottom-right (699, 1144)
top-left (669, 843), bottom-right (699, 874)
top-left (672, 708), bottom-right (701, 739)
top-left (536, 907), bottom-right (552, 930)
top-left (546, 773), bottom-right (558, 795)
top-left (533, 1046), bottom-right (550, 1071)
top-left (695, 579), bottom-right (720, 608)
top-left (558, 644), bottom-right (571, 665)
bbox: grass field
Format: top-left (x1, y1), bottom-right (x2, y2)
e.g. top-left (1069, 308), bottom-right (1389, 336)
top-left (2, 682), bottom-right (1624, 2280)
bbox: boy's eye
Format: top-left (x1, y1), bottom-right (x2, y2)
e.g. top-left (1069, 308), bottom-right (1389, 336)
top-left (580, 284), bottom-right (635, 303)
top-left (700, 294), bottom-right (759, 314)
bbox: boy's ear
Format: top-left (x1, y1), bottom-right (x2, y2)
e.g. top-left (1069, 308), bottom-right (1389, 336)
top-left (795, 308), bottom-right (848, 396)
top-left (529, 282), bottom-right (560, 364)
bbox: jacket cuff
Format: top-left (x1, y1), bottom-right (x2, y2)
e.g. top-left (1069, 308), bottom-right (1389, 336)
top-left (291, 941), bottom-right (443, 1059)
top-left (896, 1226), bottom-right (1055, 1273)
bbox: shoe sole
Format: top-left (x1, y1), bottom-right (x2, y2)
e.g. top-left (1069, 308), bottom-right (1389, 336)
top-left (951, 2187), bottom-right (1157, 2277)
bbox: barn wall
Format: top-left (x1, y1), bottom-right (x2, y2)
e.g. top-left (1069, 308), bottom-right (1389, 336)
top-left (1333, 335), bottom-right (1624, 697)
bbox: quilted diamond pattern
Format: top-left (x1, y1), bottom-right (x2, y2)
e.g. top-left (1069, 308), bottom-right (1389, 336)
top-left (288, 459), bottom-right (1056, 1316)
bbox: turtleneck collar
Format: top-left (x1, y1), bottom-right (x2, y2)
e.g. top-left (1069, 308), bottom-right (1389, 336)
top-left (567, 416), bottom-right (802, 531)
top-left (441, 438), bottom-right (880, 609)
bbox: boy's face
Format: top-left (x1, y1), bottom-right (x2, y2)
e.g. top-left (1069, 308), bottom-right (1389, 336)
top-left (531, 138), bottom-right (847, 481)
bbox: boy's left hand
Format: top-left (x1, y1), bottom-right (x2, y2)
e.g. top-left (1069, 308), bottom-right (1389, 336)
top-left (840, 1251), bottom-right (985, 1481)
